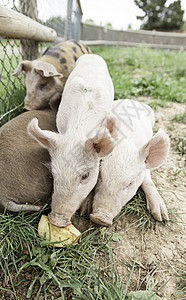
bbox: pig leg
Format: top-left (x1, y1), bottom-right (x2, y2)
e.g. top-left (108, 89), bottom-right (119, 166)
top-left (0, 199), bottom-right (42, 212)
top-left (141, 170), bottom-right (169, 221)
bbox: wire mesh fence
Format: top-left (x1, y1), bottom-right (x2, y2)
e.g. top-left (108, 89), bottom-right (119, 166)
top-left (0, 0), bottom-right (82, 125)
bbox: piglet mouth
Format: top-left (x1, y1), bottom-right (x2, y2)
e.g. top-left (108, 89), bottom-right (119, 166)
top-left (48, 212), bottom-right (72, 227)
top-left (23, 105), bottom-right (32, 111)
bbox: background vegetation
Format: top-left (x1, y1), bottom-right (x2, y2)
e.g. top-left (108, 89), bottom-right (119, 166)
top-left (134, 0), bottom-right (184, 31)
top-left (1, 46), bottom-right (185, 126)
top-left (91, 46), bottom-right (186, 105)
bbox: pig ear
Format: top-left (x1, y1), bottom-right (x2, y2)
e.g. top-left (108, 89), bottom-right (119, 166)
top-left (12, 60), bottom-right (31, 76)
top-left (85, 115), bottom-right (120, 157)
top-left (27, 117), bottom-right (59, 149)
top-left (34, 61), bottom-right (63, 78)
top-left (140, 128), bottom-right (170, 169)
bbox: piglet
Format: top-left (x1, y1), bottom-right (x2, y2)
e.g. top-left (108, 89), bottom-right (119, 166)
top-left (12, 40), bottom-right (91, 110)
top-left (88, 99), bottom-right (170, 226)
top-left (0, 109), bottom-right (56, 212)
top-left (27, 54), bottom-right (119, 227)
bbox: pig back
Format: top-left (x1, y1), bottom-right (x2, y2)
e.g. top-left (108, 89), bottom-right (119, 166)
top-left (40, 40), bottom-right (92, 78)
top-left (0, 109), bottom-right (57, 211)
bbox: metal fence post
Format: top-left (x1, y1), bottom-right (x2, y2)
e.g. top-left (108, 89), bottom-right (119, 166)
top-left (19, 0), bottom-right (39, 60)
top-left (65, 0), bottom-right (73, 40)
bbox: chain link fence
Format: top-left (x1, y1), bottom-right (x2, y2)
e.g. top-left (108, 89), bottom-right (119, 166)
top-left (0, 0), bottom-right (82, 125)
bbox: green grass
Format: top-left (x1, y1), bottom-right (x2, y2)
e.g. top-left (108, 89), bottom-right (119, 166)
top-left (0, 39), bottom-right (49, 126)
top-left (0, 87), bottom-right (25, 126)
top-left (173, 134), bottom-right (186, 156)
top-left (172, 111), bottom-right (186, 124)
top-left (0, 191), bottom-right (177, 299)
top-left (115, 189), bottom-right (177, 231)
top-left (0, 208), bottom-right (127, 299)
top-left (148, 100), bottom-right (169, 110)
top-left (91, 46), bottom-right (186, 104)
top-left (1, 46), bottom-right (186, 126)
top-left (0, 49), bottom-right (25, 126)
top-left (114, 190), bottom-right (157, 230)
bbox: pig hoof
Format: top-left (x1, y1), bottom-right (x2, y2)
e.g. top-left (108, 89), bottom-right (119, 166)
top-left (48, 212), bottom-right (71, 227)
top-left (147, 199), bottom-right (169, 222)
top-left (90, 212), bottom-right (113, 226)
top-left (151, 210), bottom-right (169, 222)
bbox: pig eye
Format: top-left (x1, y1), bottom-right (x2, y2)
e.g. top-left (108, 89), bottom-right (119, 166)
top-left (39, 82), bottom-right (48, 90)
top-left (126, 181), bottom-right (134, 188)
top-left (80, 172), bottom-right (90, 183)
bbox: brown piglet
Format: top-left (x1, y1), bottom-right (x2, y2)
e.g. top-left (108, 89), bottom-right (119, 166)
top-left (0, 109), bottom-right (57, 212)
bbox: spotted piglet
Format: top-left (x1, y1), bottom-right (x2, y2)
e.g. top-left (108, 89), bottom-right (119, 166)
top-left (12, 40), bottom-right (92, 110)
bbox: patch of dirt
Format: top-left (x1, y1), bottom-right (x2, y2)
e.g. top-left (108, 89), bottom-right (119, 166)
top-left (106, 99), bottom-right (186, 299)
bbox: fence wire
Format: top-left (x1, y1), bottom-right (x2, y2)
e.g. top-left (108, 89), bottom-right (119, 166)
top-left (0, 0), bottom-right (82, 125)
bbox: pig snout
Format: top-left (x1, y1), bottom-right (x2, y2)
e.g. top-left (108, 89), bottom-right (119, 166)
top-left (24, 95), bottom-right (43, 111)
top-left (24, 102), bottom-right (43, 111)
top-left (24, 97), bottom-right (34, 111)
top-left (90, 211), bottom-right (113, 226)
top-left (23, 104), bottom-right (32, 111)
top-left (48, 211), bottom-right (72, 227)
